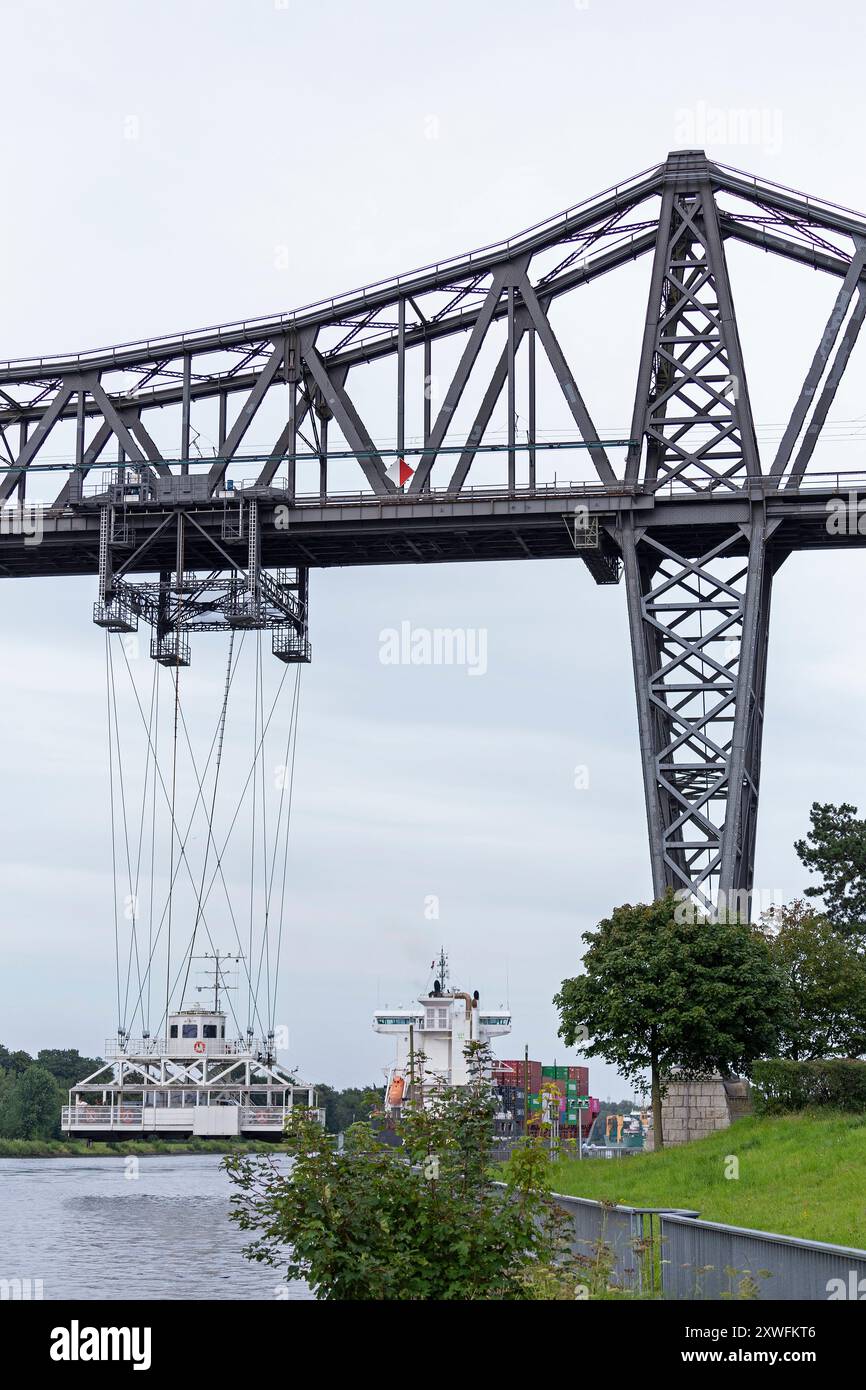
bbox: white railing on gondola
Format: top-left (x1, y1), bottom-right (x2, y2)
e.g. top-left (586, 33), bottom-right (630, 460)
top-left (62, 1105), bottom-right (143, 1126)
top-left (103, 1037), bottom-right (273, 1057)
top-left (63, 1104), bottom-right (291, 1128)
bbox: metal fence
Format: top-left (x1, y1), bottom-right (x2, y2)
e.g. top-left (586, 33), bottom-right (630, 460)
top-left (491, 1178), bottom-right (687, 1293)
top-left (494, 1147), bottom-right (866, 1299)
top-left (548, 1193), bottom-right (650, 1292)
top-left (660, 1213), bottom-right (866, 1301)
top-left (490, 1136), bottom-right (638, 1164)
top-left (550, 1198), bottom-right (866, 1300)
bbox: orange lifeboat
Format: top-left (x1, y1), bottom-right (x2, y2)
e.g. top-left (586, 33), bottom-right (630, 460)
top-left (387, 1074), bottom-right (406, 1106)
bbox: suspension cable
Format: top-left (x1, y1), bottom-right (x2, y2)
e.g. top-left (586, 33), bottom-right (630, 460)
top-left (269, 666), bottom-right (302, 1033)
top-left (164, 652), bottom-right (182, 1034)
top-left (110, 631), bottom-right (294, 1046)
top-left (146, 662), bottom-right (159, 1035)
top-left (104, 635), bottom-right (122, 1033)
top-left (259, 632), bottom-right (270, 1035)
top-left (119, 634), bottom-right (253, 1040)
top-left (116, 651), bottom-right (159, 1034)
top-left (119, 636), bottom-right (282, 1042)
top-left (247, 636), bottom-right (260, 1034)
top-left (178, 631), bottom-right (236, 1007)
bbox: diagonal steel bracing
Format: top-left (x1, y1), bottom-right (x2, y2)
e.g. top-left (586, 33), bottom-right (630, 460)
top-left (623, 517), bottom-right (774, 912)
top-left (627, 164), bottom-right (760, 493)
top-left (6, 149), bottom-right (866, 910)
top-left (624, 154), bottom-right (776, 911)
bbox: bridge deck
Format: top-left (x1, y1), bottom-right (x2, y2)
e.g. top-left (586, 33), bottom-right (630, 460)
top-left (1, 475), bottom-right (863, 580)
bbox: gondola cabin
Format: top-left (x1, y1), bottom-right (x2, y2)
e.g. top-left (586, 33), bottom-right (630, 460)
top-left (62, 1007), bottom-right (323, 1141)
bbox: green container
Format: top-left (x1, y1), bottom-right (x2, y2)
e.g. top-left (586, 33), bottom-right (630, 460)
top-left (542, 1066), bottom-right (569, 1080)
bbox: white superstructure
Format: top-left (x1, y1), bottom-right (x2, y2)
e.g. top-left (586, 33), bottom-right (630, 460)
top-left (373, 951), bottom-right (511, 1110)
top-left (63, 955), bottom-right (324, 1140)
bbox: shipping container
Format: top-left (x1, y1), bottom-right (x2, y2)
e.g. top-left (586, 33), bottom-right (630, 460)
top-left (548, 1079), bottom-right (567, 1096)
top-left (492, 1061), bottom-right (522, 1079)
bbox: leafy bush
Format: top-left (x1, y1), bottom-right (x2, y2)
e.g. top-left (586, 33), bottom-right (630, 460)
top-left (752, 1059), bottom-right (866, 1114)
top-left (225, 1044), bottom-right (583, 1300)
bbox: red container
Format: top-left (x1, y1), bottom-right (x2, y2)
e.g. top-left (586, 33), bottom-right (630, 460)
top-left (497, 1059), bottom-right (542, 1090)
top-left (568, 1066), bottom-right (589, 1090)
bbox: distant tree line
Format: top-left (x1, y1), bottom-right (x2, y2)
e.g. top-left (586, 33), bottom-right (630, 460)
top-left (0, 1044), bottom-right (385, 1142)
top-left (0, 1047), bottom-right (102, 1140)
top-left (314, 1082), bottom-right (382, 1134)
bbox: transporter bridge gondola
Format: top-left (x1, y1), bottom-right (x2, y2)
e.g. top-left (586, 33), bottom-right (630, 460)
top-left (63, 521), bottom-right (324, 1141)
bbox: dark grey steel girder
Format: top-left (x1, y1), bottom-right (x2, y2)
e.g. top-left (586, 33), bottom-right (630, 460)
top-left (624, 152), bottom-right (778, 909)
top-left (4, 148), bottom-right (866, 912)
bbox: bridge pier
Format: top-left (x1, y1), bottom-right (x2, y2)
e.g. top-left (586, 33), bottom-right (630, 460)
top-left (622, 152), bottom-right (783, 915)
top-left (622, 510), bottom-right (776, 915)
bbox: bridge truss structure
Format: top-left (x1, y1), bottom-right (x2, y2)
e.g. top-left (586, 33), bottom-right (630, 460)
top-left (2, 149), bottom-right (866, 911)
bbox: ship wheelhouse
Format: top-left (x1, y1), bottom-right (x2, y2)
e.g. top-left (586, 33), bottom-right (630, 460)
top-left (373, 951), bottom-right (511, 1113)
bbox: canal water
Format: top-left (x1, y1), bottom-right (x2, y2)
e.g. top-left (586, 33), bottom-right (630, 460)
top-left (0, 1154), bottom-right (312, 1300)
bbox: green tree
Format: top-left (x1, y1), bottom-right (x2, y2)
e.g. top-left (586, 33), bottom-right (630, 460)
top-left (0, 1044), bottom-right (34, 1075)
top-left (795, 802), bottom-right (866, 935)
top-left (314, 1081), bottom-right (381, 1134)
top-left (762, 901), bottom-right (866, 1060)
top-left (36, 1049), bottom-right (103, 1092)
top-left (554, 891), bottom-right (788, 1148)
top-left (225, 1044), bottom-right (575, 1300)
top-left (0, 1069), bottom-right (18, 1137)
top-left (1, 1065), bottom-right (62, 1139)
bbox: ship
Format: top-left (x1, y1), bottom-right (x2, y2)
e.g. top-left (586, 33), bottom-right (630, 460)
top-left (373, 949), bottom-right (511, 1112)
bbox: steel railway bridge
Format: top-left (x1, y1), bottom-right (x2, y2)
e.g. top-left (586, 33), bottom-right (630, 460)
top-left (2, 148), bottom-right (865, 912)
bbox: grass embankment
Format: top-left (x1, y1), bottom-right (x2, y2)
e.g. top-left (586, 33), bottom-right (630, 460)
top-left (0, 1137), bottom-right (279, 1158)
top-left (543, 1111), bottom-right (866, 1249)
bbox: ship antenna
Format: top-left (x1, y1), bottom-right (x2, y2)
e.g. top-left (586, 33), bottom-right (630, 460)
top-left (437, 946), bottom-right (449, 992)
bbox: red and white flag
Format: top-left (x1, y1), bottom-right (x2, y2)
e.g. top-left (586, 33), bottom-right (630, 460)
top-left (386, 457), bottom-right (415, 488)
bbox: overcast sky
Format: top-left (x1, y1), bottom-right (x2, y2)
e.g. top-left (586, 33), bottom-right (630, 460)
top-left (2, 0), bottom-right (866, 1100)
